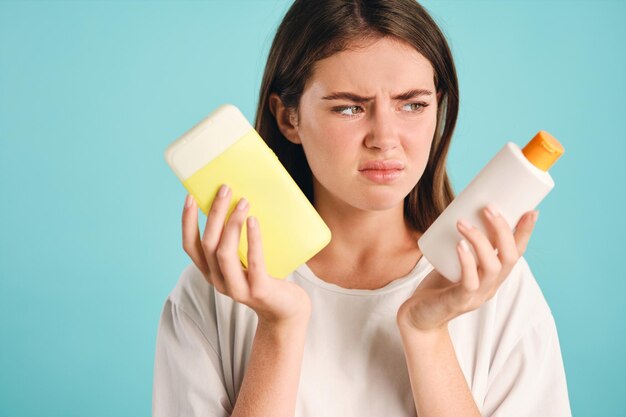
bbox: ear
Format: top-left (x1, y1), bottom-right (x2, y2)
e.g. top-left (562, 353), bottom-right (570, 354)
top-left (269, 93), bottom-right (302, 144)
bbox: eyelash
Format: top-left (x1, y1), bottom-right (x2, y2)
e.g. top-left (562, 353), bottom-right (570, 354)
top-left (332, 102), bottom-right (429, 117)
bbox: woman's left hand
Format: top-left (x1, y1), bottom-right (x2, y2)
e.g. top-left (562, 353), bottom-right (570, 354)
top-left (397, 205), bottom-right (539, 334)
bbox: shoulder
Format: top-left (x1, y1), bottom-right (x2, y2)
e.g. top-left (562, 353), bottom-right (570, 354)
top-left (450, 256), bottom-right (555, 352)
top-left (167, 263), bottom-right (217, 326)
top-left (482, 255), bottom-right (561, 373)
top-left (451, 256), bottom-right (557, 361)
top-left (494, 256), bottom-right (553, 331)
top-left (481, 258), bottom-right (572, 415)
top-left (163, 264), bottom-right (257, 345)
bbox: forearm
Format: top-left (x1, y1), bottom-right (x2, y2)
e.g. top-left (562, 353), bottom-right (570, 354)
top-left (231, 318), bottom-right (309, 417)
top-left (398, 324), bottom-right (481, 417)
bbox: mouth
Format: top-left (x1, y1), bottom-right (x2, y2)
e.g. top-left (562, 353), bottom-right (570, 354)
top-left (358, 159), bottom-right (405, 171)
top-left (358, 168), bottom-right (404, 184)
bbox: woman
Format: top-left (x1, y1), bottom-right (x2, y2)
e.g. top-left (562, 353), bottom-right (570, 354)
top-left (152, 1), bottom-right (571, 416)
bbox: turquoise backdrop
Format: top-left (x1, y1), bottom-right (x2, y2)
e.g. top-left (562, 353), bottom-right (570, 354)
top-left (1, 1), bottom-right (624, 416)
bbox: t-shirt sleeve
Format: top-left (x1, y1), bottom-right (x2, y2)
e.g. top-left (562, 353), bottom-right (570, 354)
top-left (482, 314), bottom-right (572, 417)
top-left (152, 298), bottom-right (233, 417)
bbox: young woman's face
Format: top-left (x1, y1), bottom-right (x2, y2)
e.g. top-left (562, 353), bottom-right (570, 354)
top-left (294, 36), bottom-right (438, 213)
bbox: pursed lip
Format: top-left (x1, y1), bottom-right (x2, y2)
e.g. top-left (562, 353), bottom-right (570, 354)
top-left (358, 160), bottom-right (405, 171)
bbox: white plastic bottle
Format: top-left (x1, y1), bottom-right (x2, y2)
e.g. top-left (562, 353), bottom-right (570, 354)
top-left (417, 131), bottom-right (564, 282)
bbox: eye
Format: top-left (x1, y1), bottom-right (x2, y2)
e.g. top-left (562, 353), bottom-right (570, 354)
top-left (333, 105), bottom-right (363, 117)
top-left (401, 102), bottom-right (429, 112)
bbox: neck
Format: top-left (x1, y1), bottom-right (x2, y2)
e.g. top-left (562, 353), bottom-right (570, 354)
top-left (306, 184), bottom-right (422, 289)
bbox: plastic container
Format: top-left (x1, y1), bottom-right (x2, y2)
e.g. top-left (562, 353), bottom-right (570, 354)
top-left (164, 104), bottom-right (331, 279)
top-left (417, 131), bottom-right (564, 282)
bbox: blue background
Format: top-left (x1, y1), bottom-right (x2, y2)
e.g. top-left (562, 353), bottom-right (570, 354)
top-left (1, 0), bottom-right (624, 416)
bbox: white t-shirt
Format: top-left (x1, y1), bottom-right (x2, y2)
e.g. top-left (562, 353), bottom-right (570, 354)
top-left (152, 256), bottom-right (571, 416)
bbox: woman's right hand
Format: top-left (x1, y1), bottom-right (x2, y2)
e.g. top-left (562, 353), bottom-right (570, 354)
top-left (181, 184), bottom-right (312, 328)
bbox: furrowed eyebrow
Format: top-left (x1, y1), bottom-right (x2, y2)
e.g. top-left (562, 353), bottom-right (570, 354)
top-left (321, 88), bottom-right (433, 102)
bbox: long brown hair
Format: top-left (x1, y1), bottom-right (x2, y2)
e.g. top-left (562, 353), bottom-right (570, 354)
top-left (254, 0), bottom-right (458, 233)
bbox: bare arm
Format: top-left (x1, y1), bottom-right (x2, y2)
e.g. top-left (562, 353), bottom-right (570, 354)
top-left (397, 206), bottom-right (539, 416)
top-left (398, 324), bottom-right (480, 417)
top-left (232, 318), bottom-right (309, 417)
top-left (181, 187), bottom-right (313, 416)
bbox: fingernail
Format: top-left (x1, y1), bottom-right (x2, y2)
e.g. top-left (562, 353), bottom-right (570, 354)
top-left (532, 211), bottom-right (539, 223)
top-left (218, 184), bottom-right (229, 198)
top-left (185, 194), bottom-right (193, 208)
top-left (485, 204), bottom-right (500, 219)
top-left (458, 218), bottom-right (473, 230)
top-left (236, 198), bottom-right (249, 211)
top-left (458, 239), bottom-right (470, 252)
top-left (247, 216), bottom-right (256, 228)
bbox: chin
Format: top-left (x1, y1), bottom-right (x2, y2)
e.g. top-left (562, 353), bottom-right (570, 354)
top-left (354, 189), bottom-right (407, 212)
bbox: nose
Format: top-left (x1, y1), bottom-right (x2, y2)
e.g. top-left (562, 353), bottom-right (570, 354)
top-left (364, 105), bottom-right (400, 152)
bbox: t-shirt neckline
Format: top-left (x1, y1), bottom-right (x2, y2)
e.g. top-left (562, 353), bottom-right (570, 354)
top-left (294, 255), bottom-right (433, 296)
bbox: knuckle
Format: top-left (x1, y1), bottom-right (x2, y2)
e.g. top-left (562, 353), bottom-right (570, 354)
top-left (201, 238), bottom-right (214, 253)
top-left (496, 216), bottom-right (512, 231)
top-left (482, 262), bottom-right (500, 277)
top-left (215, 247), bottom-right (229, 263)
top-left (500, 252), bottom-right (517, 267)
top-left (209, 195), bottom-right (228, 212)
top-left (464, 227), bottom-right (479, 240)
top-left (233, 209), bottom-right (246, 222)
top-left (247, 258), bottom-right (261, 272)
top-left (184, 246), bottom-right (197, 259)
top-left (249, 286), bottom-right (267, 303)
top-left (224, 215), bottom-right (242, 231)
top-left (463, 280), bottom-right (479, 294)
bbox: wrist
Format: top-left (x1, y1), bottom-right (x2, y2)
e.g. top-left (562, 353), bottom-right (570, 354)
top-left (257, 313), bottom-right (310, 342)
top-left (396, 298), bottom-right (454, 336)
top-left (256, 294), bottom-right (312, 331)
top-left (398, 319), bottom-right (449, 347)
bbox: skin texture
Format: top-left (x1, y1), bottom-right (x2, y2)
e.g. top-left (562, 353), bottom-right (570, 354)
top-left (182, 191), bottom-right (310, 417)
top-left (181, 36), bottom-right (539, 417)
top-left (271, 36), bottom-right (439, 289)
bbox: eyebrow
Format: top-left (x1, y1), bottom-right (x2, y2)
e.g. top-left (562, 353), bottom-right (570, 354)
top-left (321, 88), bottom-right (434, 102)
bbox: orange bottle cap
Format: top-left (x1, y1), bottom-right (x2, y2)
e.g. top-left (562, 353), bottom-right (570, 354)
top-left (521, 131), bottom-right (564, 171)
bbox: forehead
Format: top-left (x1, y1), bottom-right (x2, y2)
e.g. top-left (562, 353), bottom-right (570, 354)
top-left (304, 36), bottom-right (436, 96)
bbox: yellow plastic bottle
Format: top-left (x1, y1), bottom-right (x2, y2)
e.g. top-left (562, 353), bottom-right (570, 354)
top-left (165, 105), bottom-right (331, 279)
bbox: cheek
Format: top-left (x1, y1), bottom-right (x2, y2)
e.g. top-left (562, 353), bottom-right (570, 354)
top-left (402, 116), bottom-right (438, 175)
top-left (300, 117), bottom-right (357, 169)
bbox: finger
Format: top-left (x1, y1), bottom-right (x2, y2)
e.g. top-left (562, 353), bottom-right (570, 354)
top-left (245, 216), bottom-right (270, 296)
top-left (513, 210), bottom-right (538, 255)
top-left (215, 197), bottom-right (251, 301)
top-left (482, 205), bottom-right (520, 274)
top-left (457, 239), bottom-right (479, 292)
top-left (181, 194), bottom-right (210, 276)
top-left (457, 218), bottom-right (501, 282)
top-left (201, 185), bottom-right (232, 292)
top-left (445, 238), bottom-right (481, 314)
